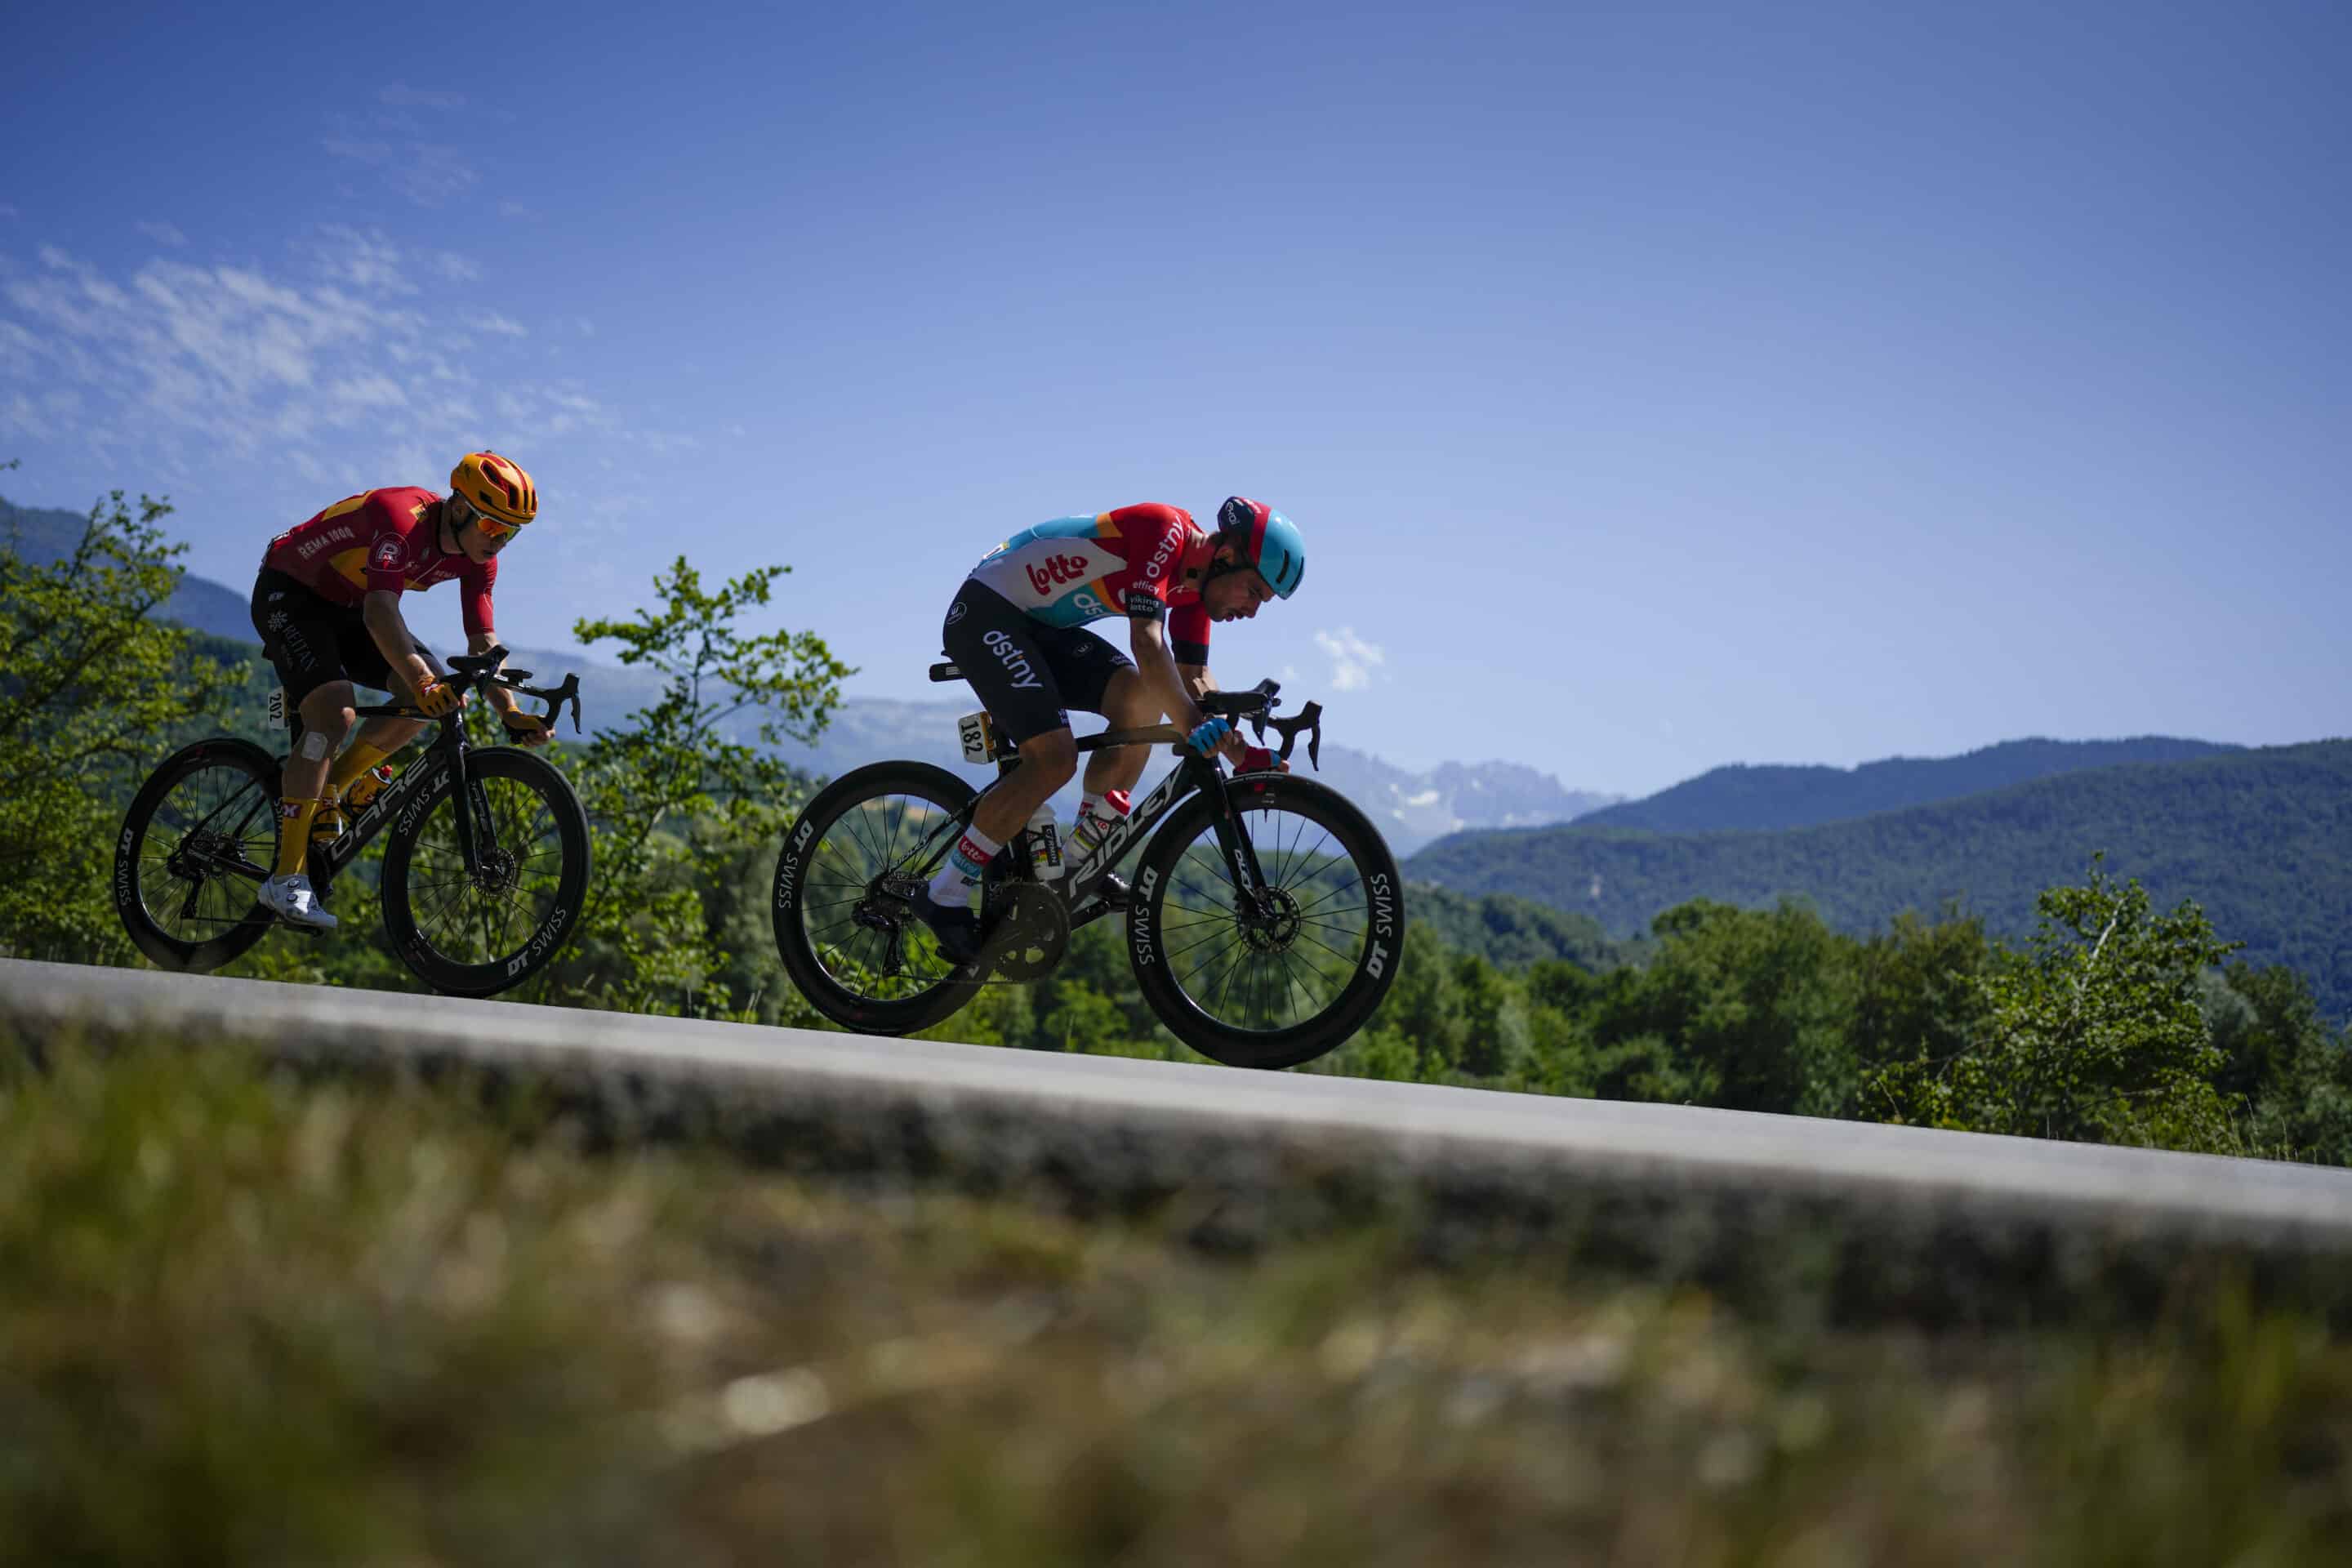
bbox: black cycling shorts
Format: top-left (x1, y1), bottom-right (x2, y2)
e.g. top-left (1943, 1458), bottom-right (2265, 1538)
top-left (941, 578), bottom-right (1134, 744)
top-left (251, 569), bottom-right (428, 711)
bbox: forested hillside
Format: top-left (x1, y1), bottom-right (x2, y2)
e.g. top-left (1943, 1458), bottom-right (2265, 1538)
top-left (1579, 737), bottom-right (2243, 833)
top-left (2, 497), bottom-right (252, 641)
top-left (1410, 742), bottom-right (2352, 1013)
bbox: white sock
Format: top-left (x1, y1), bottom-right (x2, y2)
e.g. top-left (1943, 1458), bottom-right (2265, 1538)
top-left (927, 826), bottom-right (1002, 906)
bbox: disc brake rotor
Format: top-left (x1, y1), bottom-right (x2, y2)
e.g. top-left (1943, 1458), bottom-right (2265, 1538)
top-left (1236, 885), bottom-right (1303, 955)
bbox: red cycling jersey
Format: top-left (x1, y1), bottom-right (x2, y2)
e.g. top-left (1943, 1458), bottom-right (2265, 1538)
top-left (969, 502), bottom-right (1217, 662)
top-left (260, 487), bottom-right (496, 637)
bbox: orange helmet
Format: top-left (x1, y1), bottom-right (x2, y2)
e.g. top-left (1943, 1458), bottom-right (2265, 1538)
top-left (448, 451), bottom-right (538, 530)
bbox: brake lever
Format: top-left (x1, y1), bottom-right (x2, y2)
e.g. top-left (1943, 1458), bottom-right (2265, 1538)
top-left (1258, 701), bottom-right (1322, 770)
top-left (512, 671), bottom-right (585, 734)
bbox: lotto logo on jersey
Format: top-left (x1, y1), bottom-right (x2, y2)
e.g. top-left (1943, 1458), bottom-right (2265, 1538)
top-left (371, 535), bottom-right (408, 572)
top-left (1025, 553), bottom-right (1092, 596)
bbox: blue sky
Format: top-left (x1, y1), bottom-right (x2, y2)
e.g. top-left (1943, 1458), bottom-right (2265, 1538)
top-left (4, 0), bottom-right (2345, 795)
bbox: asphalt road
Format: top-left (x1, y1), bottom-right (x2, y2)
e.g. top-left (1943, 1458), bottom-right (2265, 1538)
top-left (7, 956), bottom-right (2350, 1259)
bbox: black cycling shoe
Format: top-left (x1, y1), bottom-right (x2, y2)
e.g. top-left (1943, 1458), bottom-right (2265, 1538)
top-left (915, 891), bottom-right (986, 965)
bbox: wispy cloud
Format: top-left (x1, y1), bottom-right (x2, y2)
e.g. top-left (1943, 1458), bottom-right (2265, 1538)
top-left (136, 220), bottom-right (187, 247)
top-left (1315, 627), bottom-right (1386, 692)
top-left (322, 134), bottom-right (479, 207)
top-left (309, 225), bottom-right (416, 295)
top-left (0, 225), bottom-right (693, 549)
top-left (380, 82), bottom-right (466, 109)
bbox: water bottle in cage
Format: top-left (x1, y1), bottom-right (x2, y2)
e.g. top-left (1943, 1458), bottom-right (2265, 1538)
top-left (1027, 804), bottom-right (1064, 880)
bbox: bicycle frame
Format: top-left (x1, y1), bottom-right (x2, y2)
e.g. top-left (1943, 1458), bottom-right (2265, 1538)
top-left (906, 678), bottom-right (1318, 936)
top-left (195, 648), bottom-right (582, 895)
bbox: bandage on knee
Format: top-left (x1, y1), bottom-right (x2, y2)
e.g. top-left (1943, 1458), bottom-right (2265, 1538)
top-left (298, 732), bottom-right (331, 760)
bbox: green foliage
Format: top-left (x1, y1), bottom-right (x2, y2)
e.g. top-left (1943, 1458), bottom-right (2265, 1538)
top-left (546, 555), bottom-right (853, 1013)
top-left (14, 1037), bottom-right (2352, 1564)
top-left (0, 483), bottom-right (238, 961)
top-left (1410, 741), bottom-right (2352, 1016)
top-left (1865, 859), bottom-right (2242, 1152)
top-left (1405, 883), bottom-right (1631, 970)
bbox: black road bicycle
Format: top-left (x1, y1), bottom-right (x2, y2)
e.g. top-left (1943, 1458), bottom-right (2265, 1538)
top-left (114, 648), bottom-right (592, 997)
top-left (772, 669), bottom-right (1404, 1068)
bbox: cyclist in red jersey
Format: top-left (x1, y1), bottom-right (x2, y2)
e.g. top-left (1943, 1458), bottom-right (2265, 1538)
top-left (920, 497), bottom-right (1308, 960)
top-left (248, 451), bottom-right (550, 930)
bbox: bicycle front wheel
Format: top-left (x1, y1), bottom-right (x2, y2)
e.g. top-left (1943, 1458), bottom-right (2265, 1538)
top-left (1128, 773), bottom-right (1405, 1069)
top-left (114, 738), bottom-right (281, 973)
top-left (378, 747), bottom-right (590, 996)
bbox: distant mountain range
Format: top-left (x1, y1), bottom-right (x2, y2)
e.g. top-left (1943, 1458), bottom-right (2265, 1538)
top-left (2, 496), bottom-right (1615, 857)
top-left (1574, 737), bottom-right (2245, 832)
top-left (1409, 742), bottom-right (2352, 1014)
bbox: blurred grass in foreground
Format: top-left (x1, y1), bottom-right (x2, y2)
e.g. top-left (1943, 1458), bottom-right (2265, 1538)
top-left (2, 1032), bottom-right (2349, 1566)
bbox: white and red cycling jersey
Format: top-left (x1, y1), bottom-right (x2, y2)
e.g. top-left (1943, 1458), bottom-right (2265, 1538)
top-left (968, 503), bottom-right (1216, 662)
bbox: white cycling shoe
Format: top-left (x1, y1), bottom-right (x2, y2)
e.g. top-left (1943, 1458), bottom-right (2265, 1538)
top-left (258, 873), bottom-right (338, 932)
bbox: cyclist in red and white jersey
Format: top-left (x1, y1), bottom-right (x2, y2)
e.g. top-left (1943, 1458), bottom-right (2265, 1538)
top-left (248, 451), bottom-right (552, 930)
top-left (922, 497), bottom-right (1307, 959)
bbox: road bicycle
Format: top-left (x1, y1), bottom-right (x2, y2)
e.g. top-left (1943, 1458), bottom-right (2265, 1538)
top-left (114, 647), bottom-right (592, 996)
top-left (772, 668), bottom-right (1403, 1068)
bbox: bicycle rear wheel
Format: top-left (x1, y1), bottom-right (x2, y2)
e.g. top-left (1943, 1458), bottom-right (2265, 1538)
top-left (772, 760), bottom-right (978, 1035)
top-left (378, 747), bottom-right (590, 996)
top-left (1127, 773), bottom-right (1405, 1068)
top-left (114, 738), bottom-right (281, 973)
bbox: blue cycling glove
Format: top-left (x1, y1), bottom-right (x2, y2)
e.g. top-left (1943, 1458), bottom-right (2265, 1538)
top-left (1186, 716), bottom-right (1232, 756)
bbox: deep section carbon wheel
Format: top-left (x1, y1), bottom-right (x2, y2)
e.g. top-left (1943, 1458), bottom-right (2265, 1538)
top-left (772, 760), bottom-right (979, 1035)
top-left (1127, 772), bottom-right (1404, 1068)
top-left (378, 747), bottom-right (590, 996)
top-left (114, 738), bottom-right (281, 973)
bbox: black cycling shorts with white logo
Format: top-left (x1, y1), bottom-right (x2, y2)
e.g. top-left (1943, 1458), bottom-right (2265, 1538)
top-left (941, 579), bottom-right (1134, 745)
top-left (252, 568), bottom-right (428, 713)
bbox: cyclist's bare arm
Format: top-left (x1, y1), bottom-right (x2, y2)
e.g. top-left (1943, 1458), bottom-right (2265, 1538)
top-left (466, 630), bottom-right (550, 744)
top-left (1129, 618), bottom-right (1205, 734)
top-left (362, 589), bottom-right (442, 697)
top-left (465, 631), bottom-right (519, 715)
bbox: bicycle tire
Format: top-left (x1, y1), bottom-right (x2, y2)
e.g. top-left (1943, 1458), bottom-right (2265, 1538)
top-left (1127, 772), bottom-right (1405, 1068)
top-left (772, 760), bottom-right (979, 1035)
top-left (113, 737), bottom-right (281, 973)
top-left (378, 746), bottom-right (591, 996)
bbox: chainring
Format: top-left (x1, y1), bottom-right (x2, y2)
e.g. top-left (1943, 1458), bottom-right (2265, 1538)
top-left (982, 881), bottom-right (1071, 981)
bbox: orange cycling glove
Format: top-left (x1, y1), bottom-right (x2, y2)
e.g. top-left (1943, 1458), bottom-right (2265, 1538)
top-left (415, 679), bottom-right (463, 718)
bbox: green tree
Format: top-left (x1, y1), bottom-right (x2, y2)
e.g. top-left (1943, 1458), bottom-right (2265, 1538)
top-left (1865, 858), bottom-right (2241, 1152)
top-left (1849, 908), bottom-right (1994, 1084)
top-left (546, 556), bottom-right (851, 1013)
top-left (2208, 962), bottom-right (2352, 1164)
top-left (1586, 900), bottom-right (1857, 1116)
top-left (1365, 924), bottom-right (1464, 1078)
top-left (0, 479), bottom-right (238, 961)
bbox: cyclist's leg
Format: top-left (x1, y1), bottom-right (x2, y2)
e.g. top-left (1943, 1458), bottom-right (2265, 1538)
top-left (254, 574), bottom-right (359, 864)
top-left (1078, 664), bottom-right (1154, 798)
top-left (250, 573), bottom-right (351, 928)
top-left (942, 581), bottom-right (1080, 844)
top-left (327, 623), bottom-right (430, 798)
top-left (1043, 637), bottom-right (1147, 875)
